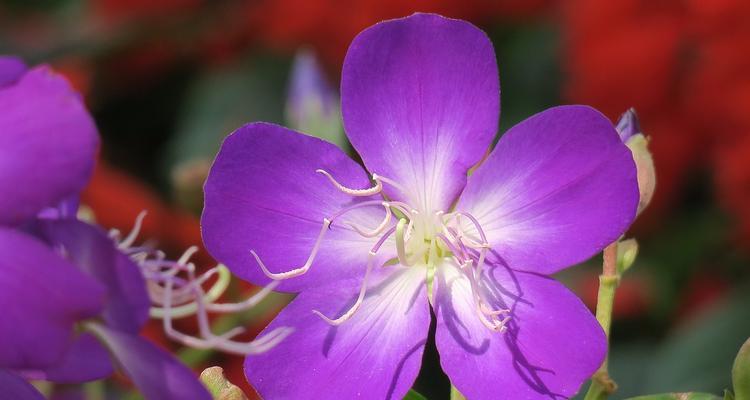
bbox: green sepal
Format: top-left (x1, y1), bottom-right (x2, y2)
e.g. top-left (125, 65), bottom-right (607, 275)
top-left (404, 389), bottom-right (427, 400)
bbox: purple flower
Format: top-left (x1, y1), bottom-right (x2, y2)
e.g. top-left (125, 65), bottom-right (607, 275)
top-left (0, 57), bottom-right (210, 400)
top-left (202, 13), bottom-right (639, 400)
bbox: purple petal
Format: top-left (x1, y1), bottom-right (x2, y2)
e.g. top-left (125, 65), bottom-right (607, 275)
top-left (0, 370), bottom-right (44, 400)
top-left (0, 66), bottom-right (99, 226)
top-left (202, 122), bottom-right (394, 292)
top-left (434, 262), bottom-right (606, 399)
top-left (18, 333), bottom-right (113, 383)
top-left (89, 324), bottom-right (211, 400)
top-left (246, 266), bottom-right (429, 399)
top-left (0, 228), bottom-right (104, 370)
top-left (0, 56), bottom-right (27, 87)
top-left (457, 105), bottom-right (639, 274)
top-left (36, 219), bottom-right (150, 333)
top-left (341, 13), bottom-right (499, 212)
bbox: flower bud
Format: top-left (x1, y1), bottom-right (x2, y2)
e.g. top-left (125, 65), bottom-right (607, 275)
top-left (200, 366), bottom-right (248, 400)
top-left (285, 49), bottom-right (347, 149)
top-left (616, 108), bottom-right (655, 214)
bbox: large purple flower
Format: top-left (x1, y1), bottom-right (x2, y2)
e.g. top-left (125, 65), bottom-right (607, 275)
top-left (202, 13), bottom-right (639, 399)
top-left (0, 57), bottom-right (209, 400)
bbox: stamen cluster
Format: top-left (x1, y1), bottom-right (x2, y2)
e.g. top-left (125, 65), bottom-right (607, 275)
top-left (251, 170), bottom-right (511, 332)
top-left (110, 212), bottom-right (291, 354)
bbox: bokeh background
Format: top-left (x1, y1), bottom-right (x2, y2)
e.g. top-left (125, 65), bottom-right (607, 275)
top-left (2, 0), bottom-right (749, 398)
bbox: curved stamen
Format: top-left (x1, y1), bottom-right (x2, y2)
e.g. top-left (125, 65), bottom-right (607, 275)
top-left (347, 202), bottom-right (392, 237)
top-left (312, 251), bottom-right (377, 325)
top-left (109, 210), bottom-right (148, 249)
top-left (460, 259), bottom-right (510, 332)
top-left (436, 233), bottom-right (465, 263)
top-left (316, 169), bottom-right (382, 197)
top-left (387, 201), bottom-right (415, 219)
top-left (312, 225), bottom-right (397, 325)
top-left (395, 218), bottom-right (415, 266)
top-left (251, 218), bottom-right (330, 280)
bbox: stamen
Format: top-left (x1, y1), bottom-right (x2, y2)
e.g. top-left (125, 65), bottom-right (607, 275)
top-left (395, 218), bottom-right (415, 266)
top-left (251, 218), bottom-right (330, 280)
top-left (312, 225), bottom-right (397, 325)
top-left (117, 210), bottom-right (147, 250)
top-left (347, 202), bottom-right (392, 237)
top-left (436, 234), bottom-right (465, 263)
top-left (312, 251), bottom-right (377, 325)
top-left (316, 169), bottom-right (382, 196)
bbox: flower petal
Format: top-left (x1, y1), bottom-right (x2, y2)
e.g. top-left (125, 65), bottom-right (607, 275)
top-left (0, 228), bottom-right (104, 369)
top-left (457, 105), bottom-right (638, 274)
top-left (0, 66), bottom-right (99, 225)
top-left (89, 324), bottom-right (211, 400)
top-left (0, 56), bottom-right (26, 87)
top-left (202, 122), bottom-right (393, 292)
top-left (341, 13), bottom-right (499, 212)
top-left (0, 370), bottom-right (44, 400)
top-left (36, 219), bottom-right (150, 333)
top-left (19, 333), bottom-right (113, 383)
top-left (245, 266), bottom-right (430, 399)
top-left (434, 262), bottom-right (606, 400)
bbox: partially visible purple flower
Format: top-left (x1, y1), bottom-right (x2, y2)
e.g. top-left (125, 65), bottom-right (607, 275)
top-left (285, 49), bottom-right (346, 148)
top-left (0, 59), bottom-right (98, 226)
top-left (0, 59), bottom-right (211, 400)
top-left (203, 13), bottom-right (639, 400)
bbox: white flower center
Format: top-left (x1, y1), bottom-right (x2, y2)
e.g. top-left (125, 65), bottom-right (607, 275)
top-left (250, 169), bottom-right (510, 332)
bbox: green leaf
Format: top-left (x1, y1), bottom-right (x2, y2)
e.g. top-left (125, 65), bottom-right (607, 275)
top-left (625, 393), bottom-right (720, 400)
top-left (732, 338), bottom-right (750, 400)
top-left (725, 389), bottom-right (736, 400)
top-left (403, 389), bottom-right (427, 400)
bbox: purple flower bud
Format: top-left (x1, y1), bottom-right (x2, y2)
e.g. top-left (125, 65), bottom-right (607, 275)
top-left (615, 107), bottom-right (641, 142)
top-left (285, 49), bottom-right (346, 148)
top-left (616, 108), bottom-right (656, 214)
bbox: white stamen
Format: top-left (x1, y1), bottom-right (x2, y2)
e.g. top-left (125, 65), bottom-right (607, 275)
top-left (347, 202), bottom-right (392, 237)
top-left (251, 218), bottom-right (330, 280)
top-left (312, 251), bottom-right (377, 325)
top-left (395, 218), bottom-right (415, 266)
top-left (316, 169), bottom-right (382, 196)
top-left (118, 210), bottom-right (148, 249)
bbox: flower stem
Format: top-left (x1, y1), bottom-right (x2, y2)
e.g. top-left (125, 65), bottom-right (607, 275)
top-left (584, 242), bottom-right (620, 400)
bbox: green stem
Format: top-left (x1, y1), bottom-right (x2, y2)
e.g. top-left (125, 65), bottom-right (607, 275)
top-left (584, 242), bottom-right (620, 400)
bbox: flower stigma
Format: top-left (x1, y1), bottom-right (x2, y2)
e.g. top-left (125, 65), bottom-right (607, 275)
top-left (250, 169), bottom-right (511, 332)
